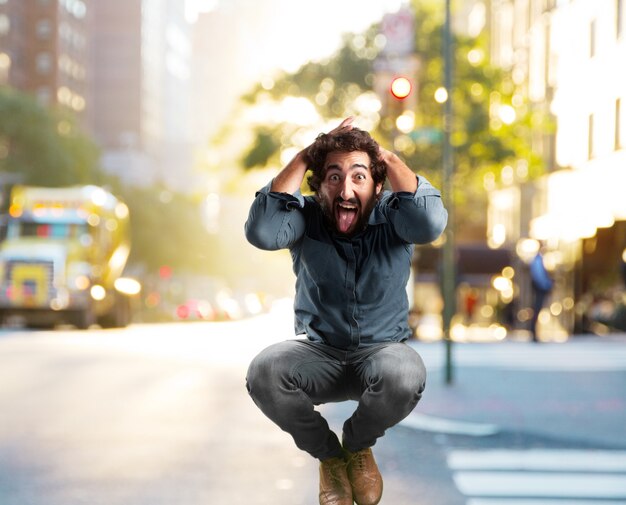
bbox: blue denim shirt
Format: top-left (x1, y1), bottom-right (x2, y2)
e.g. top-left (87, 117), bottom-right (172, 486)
top-left (245, 177), bottom-right (447, 350)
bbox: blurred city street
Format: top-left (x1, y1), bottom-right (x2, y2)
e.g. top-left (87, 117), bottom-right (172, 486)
top-left (1, 306), bottom-right (625, 505)
top-left (2, 1), bottom-right (626, 503)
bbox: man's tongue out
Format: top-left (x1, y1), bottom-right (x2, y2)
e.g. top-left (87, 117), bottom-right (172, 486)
top-left (336, 205), bottom-right (358, 234)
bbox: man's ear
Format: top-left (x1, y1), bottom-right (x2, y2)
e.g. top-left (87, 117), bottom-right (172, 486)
top-left (376, 182), bottom-right (383, 195)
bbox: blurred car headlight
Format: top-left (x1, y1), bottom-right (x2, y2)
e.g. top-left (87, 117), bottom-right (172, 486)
top-left (90, 284), bottom-right (106, 301)
top-left (67, 261), bottom-right (92, 290)
top-left (114, 277), bottom-right (142, 296)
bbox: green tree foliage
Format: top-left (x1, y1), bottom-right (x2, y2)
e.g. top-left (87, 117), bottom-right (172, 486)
top-left (404, 9), bottom-right (550, 228)
top-left (242, 126), bottom-right (281, 169)
top-left (0, 86), bottom-right (212, 275)
top-left (110, 182), bottom-right (215, 275)
top-left (233, 0), bottom-right (551, 236)
top-left (0, 86), bottom-right (100, 187)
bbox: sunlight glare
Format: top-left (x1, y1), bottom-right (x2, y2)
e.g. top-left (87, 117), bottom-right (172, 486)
top-left (248, 96), bottom-right (319, 126)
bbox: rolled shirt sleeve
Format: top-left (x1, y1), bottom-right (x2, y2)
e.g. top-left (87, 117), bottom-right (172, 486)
top-left (383, 176), bottom-right (448, 244)
top-left (244, 175), bottom-right (449, 349)
top-left (244, 180), bottom-right (306, 250)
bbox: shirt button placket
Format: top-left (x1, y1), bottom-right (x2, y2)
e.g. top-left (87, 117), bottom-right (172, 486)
top-left (343, 241), bottom-right (359, 348)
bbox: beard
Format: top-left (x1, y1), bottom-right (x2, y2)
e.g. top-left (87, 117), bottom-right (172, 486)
top-left (318, 193), bottom-right (378, 237)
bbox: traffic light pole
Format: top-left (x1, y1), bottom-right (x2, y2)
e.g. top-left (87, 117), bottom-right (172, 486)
top-left (442, 0), bottom-right (456, 385)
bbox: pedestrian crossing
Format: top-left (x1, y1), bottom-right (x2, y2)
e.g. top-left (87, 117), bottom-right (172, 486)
top-left (447, 449), bottom-right (626, 504)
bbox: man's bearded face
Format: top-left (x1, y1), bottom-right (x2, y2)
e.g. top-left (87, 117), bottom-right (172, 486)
top-left (317, 151), bottom-right (382, 237)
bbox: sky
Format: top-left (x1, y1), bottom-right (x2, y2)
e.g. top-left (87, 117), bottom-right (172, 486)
top-left (188, 0), bottom-right (408, 75)
top-left (188, 0), bottom-right (410, 139)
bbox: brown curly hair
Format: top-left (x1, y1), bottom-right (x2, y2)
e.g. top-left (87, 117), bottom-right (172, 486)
top-left (304, 127), bottom-right (387, 193)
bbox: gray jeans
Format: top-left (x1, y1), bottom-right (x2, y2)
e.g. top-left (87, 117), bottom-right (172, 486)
top-left (245, 339), bottom-right (426, 461)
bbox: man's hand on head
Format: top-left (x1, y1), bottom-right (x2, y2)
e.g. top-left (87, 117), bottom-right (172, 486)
top-left (377, 146), bottom-right (396, 166)
top-left (327, 116), bottom-right (354, 136)
top-left (300, 117), bottom-right (354, 162)
top-left (271, 118), bottom-right (356, 195)
top-left (377, 146), bottom-right (418, 193)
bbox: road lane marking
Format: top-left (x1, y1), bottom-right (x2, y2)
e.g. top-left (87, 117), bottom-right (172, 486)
top-left (399, 414), bottom-right (499, 436)
top-left (448, 449), bottom-right (626, 472)
top-left (467, 500), bottom-right (624, 505)
top-left (453, 472), bottom-right (626, 499)
top-left (448, 449), bottom-right (626, 503)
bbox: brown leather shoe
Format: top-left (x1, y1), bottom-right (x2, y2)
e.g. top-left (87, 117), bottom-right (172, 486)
top-left (346, 448), bottom-right (383, 505)
top-left (319, 456), bottom-right (353, 505)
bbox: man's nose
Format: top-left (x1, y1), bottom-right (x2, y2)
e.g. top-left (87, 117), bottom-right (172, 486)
top-left (340, 180), bottom-right (355, 200)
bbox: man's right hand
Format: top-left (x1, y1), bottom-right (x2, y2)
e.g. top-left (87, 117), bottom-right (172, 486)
top-left (327, 116), bottom-right (354, 136)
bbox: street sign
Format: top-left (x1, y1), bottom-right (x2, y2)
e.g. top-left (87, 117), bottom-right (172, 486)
top-left (410, 127), bottom-right (443, 144)
top-left (380, 7), bottom-right (415, 57)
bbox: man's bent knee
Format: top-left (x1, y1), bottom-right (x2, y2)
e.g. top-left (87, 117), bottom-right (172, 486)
top-left (373, 344), bottom-right (426, 399)
top-left (246, 340), bottom-right (302, 400)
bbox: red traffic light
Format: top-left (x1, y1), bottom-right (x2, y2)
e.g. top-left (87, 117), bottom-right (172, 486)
top-left (390, 76), bottom-right (412, 99)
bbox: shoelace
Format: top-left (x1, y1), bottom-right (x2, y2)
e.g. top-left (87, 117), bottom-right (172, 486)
top-left (323, 459), bottom-right (347, 486)
top-left (348, 451), bottom-right (367, 471)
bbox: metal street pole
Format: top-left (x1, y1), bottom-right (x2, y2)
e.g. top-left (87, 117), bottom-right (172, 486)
top-left (442, 0), bottom-right (456, 385)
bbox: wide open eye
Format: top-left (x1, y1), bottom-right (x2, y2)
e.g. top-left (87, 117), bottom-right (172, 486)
top-left (352, 172), bottom-right (369, 184)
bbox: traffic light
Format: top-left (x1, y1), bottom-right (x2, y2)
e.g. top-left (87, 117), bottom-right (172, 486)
top-left (390, 76), bottom-right (412, 100)
top-left (373, 70), bottom-right (417, 134)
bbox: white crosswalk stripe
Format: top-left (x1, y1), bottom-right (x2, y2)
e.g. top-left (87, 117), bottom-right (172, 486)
top-left (447, 449), bottom-right (626, 504)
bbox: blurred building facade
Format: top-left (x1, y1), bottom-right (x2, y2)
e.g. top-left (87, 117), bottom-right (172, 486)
top-left (0, 0), bottom-right (195, 191)
top-left (488, 0), bottom-right (626, 336)
top-left (0, 0), bottom-right (91, 124)
top-left (92, 0), bottom-right (194, 190)
top-left (190, 6), bottom-right (252, 147)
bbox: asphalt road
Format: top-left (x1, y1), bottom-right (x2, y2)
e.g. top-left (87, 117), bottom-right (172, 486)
top-left (0, 313), bottom-right (625, 505)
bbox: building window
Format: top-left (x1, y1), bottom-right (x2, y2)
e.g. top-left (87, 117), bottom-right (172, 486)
top-left (0, 14), bottom-right (9, 36)
top-left (617, 99), bottom-right (623, 150)
top-left (60, 0), bottom-right (87, 19)
top-left (588, 113), bottom-right (595, 159)
top-left (35, 52), bottom-right (53, 74)
top-left (590, 19), bottom-right (596, 58)
top-left (36, 19), bottom-right (52, 40)
top-left (544, 0), bottom-right (557, 12)
top-left (544, 22), bottom-right (551, 94)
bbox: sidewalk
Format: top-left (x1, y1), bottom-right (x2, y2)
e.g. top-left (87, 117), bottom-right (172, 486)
top-left (404, 335), bottom-right (626, 448)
